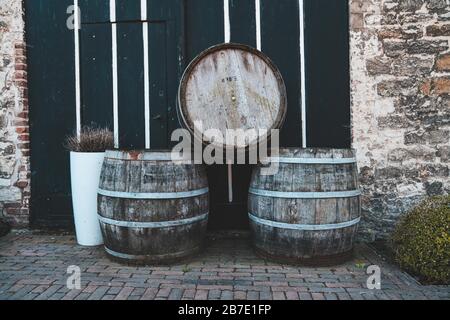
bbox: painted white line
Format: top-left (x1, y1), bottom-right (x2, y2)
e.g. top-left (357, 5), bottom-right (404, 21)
top-left (74, 0), bottom-right (81, 138)
top-left (224, 0), bottom-right (230, 43)
top-left (299, 0), bottom-right (307, 148)
top-left (224, 0), bottom-right (232, 202)
top-left (227, 162), bottom-right (233, 203)
top-left (255, 0), bottom-right (261, 50)
top-left (110, 0), bottom-right (119, 148)
top-left (142, 0), bottom-right (150, 149)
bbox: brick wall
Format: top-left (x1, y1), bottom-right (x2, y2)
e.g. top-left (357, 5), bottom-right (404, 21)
top-left (350, 0), bottom-right (450, 240)
top-left (0, 0), bottom-right (29, 226)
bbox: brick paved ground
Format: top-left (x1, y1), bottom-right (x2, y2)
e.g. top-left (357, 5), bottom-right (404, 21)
top-left (0, 230), bottom-right (448, 300)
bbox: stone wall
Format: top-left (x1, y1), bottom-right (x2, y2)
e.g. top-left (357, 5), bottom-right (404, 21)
top-left (350, 0), bottom-right (450, 240)
top-left (0, 0), bottom-right (29, 226)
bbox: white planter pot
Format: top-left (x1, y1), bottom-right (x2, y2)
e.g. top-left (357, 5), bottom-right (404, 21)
top-left (70, 151), bottom-right (105, 246)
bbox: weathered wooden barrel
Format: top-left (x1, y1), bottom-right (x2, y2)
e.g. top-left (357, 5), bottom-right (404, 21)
top-left (97, 150), bottom-right (209, 264)
top-left (177, 43), bottom-right (287, 149)
top-left (248, 148), bottom-right (361, 265)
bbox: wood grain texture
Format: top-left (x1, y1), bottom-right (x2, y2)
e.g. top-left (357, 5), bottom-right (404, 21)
top-left (80, 24), bottom-right (113, 129)
top-left (304, 0), bottom-right (351, 148)
top-left (178, 43), bottom-right (287, 149)
top-left (98, 150), bottom-right (209, 264)
top-left (248, 148), bottom-right (361, 265)
top-left (260, 0), bottom-right (302, 147)
top-left (26, 0), bottom-right (76, 228)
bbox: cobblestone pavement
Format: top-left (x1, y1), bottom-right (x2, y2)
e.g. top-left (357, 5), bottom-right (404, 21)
top-left (0, 230), bottom-right (448, 300)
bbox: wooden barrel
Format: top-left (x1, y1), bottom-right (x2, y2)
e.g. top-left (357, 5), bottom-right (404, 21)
top-left (97, 150), bottom-right (209, 264)
top-left (248, 148), bottom-right (361, 265)
top-left (177, 43), bottom-right (287, 149)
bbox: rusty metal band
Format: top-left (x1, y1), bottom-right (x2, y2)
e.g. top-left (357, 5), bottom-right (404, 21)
top-left (248, 213), bottom-right (360, 231)
top-left (249, 188), bottom-right (361, 199)
top-left (104, 246), bottom-right (200, 261)
top-left (263, 157), bottom-right (357, 164)
top-left (98, 213), bottom-right (208, 228)
top-left (98, 187), bottom-right (209, 199)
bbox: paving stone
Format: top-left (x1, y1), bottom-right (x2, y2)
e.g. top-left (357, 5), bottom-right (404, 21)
top-left (6, 285), bottom-right (36, 300)
top-left (233, 291), bottom-right (246, 300)
top-left (272, 292), bottom-right (286, 300)
top-left (115, 287), bottom-right (134, 300)
top-left (88, 286), bottom-right (110, 300)
top-left (259, 291), bottom-right (273, 300)
top-left (168, 288), bottom-right (184, 300)
top-left (194, 289), bottom-right (208, 300)
top-left (34, 285), bottom-right (63, 300)
top-left (0, 233), bottom-right (447, 300)
top-left (220, 290), bottom-right (233, 300)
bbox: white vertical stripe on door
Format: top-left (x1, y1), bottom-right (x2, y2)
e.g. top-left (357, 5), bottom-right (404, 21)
top-left (224, 0), bottom-right (230, 43)
top-left (74, 0), bottom-right (81, 138)
top-left (299, 0), bottom-right (307, 148)
top-left (224, 0), bottom-right (232, 202)
top-left (142, 0), bottom-right (151, 149)
top-left (110, 0), bottom-right (119, 148)
top-left (255, 0), bottom-right (261, 50)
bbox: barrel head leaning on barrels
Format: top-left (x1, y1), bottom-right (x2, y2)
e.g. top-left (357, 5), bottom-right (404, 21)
top-left (97, 150), bottom-right (209, 264)
top-left (177, 43), bottom-right (287, 149)
top-left (248, 148), bottom-right (361, 266)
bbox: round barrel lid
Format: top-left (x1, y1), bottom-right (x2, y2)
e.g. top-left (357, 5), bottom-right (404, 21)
top-left (178, 43), bottom-right (287, 149)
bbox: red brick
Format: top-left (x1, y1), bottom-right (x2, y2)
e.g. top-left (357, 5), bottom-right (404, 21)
top-left (17, 142), bottom-right (30, 150)
top-left (14, 125), bottom-right (25, 134)
top-left (15, 80), bottom-right (28, 87)
top-left (15, 63), bottom-right (27, 71)
top-left (15, 120), bottom-right (28, 126)
top-left (16, 127), bottom-right (29, 134)
top-left (421, 77), bottom-right (450, 96)
top-left (14, 181), bottom-right (28, 189)
top-left (15, 42), bottom-right (26, 50)
top-left (15, 57), bottom-right (26, 64)
top-left (18, 134), bottom-right (29, 142)
top-left (15, 71), bottom-right (27, 80)
top-left (15, 48), bottom-right (25, 56)
top-left (17, 111), bottom-right (28, 118)
top-left (435, 53), bottom-right (450, 72)
top-left (432, 77), bottom-right (450, 95)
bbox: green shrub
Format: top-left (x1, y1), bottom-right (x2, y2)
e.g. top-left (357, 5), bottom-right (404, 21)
top-left (391, 195), bottom-right (450, 284)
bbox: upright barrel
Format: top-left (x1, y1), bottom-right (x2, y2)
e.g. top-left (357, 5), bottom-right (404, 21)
top-left (248, 148), bottom-right (361, 265)
top-left (98, 150), bottom-right (209, 264)
top-left (177, 43), bottom-right (287, 149)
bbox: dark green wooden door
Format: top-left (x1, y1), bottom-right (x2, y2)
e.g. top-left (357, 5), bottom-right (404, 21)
top-left (26, 0), bottom-right (77, 227)
top-left (27, 0), bottom-right (350, 229)
top-left (79, 0), bottom-right (183, 149)
top-left (27, 0), bottom-right (184, 227)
